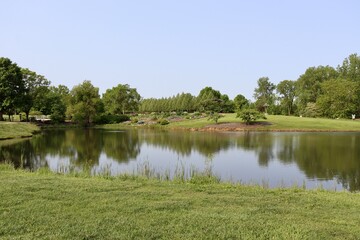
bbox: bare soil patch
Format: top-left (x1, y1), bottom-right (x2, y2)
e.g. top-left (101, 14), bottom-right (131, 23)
top-left (194, 122), bottom-right (272, 132)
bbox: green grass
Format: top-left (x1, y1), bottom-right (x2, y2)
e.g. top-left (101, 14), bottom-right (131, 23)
top-left (1, 166), bottom-right (360, 239)
top-left (0, 122), bottom-right (40, 140)
top-left (262, 115), bottom-right (360, 131)
top-left (167, 114), bottom-right (360, 131)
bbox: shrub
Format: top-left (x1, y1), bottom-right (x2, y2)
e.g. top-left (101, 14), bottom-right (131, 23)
top-left (158, 119), bottom-right (170, 125)
top-left (161, 112), bottom-right (170, 118)
top-left (192, 112), bottom-right (201, 117)
top-left (50, 112), bottom-right (65, 124)
top-left (207, 112), bottom-right (223, 124)
top-left (236, 109), bottom-right (266, 125)
top-left (94, 114), bottom-right (130, 124)
top-left (131, 117), bottom-right (139, 124)
top-left (301, 103), bottom-right (320, 118)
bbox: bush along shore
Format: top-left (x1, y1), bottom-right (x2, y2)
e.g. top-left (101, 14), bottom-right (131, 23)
top-left (1, 164), bottom-right (360, 239)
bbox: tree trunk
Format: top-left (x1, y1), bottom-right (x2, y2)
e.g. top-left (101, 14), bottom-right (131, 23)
top-left (0, 111), bottom-right (3, 121)
top-left (26, 111), bottom-right (30, 122)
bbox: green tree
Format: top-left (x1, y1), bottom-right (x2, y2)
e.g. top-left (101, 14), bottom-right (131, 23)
top-left (0, 58), bottom-right (24, 121)
top-left (276, 80), bottom-right (296, 115)
top-left (337, 53), bottom-right (360, 114)
top-left (197, 87), bottom-right (222, 112)
top-left (103, 84), bottom-right (141, 115)
top-left (207, 112), bottom-right (223, 124)
top-left (220, 94), bottom-right (235, 113)
top-left (179, 93), bottom-right (196, 112)
top-left (301, 103), bottom-right (320, 118)
top-left (296, 65), bottom-right (338, 113)
top-left (51, 85), bottom-right (70, 105)
top-left (316, 79), bottom-right (358, 118)
top-left (68, 80), bottom-right (102, 125)
top-left (21, 68), bottom-right (51, 121)
top-left (337, 53), bottom-right (360, 83)
top-left (233, 94), bottom-right (249, 111)
top-left (45, 86), bottom-right (69, 123)
top-left (236, 109), bottom-right (266, 125)
top-left (253, 77), bottom-right (275, 113)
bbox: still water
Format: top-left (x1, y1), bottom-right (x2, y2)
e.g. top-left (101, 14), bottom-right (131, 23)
top-left (1, 128), bottom-right (360, 191)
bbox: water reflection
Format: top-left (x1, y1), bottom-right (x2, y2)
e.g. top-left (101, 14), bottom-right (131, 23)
top-left (1, 129), bottom-right (360, 191)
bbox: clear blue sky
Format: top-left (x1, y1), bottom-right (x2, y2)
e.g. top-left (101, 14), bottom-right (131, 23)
top-left (1, 0), bottom-right (359, 100)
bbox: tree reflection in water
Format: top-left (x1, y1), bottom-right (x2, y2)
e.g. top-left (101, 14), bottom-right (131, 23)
top-left (2, 130), bottom-right (360, 191)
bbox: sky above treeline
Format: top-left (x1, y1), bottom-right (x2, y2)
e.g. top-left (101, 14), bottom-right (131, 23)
top-left (1, 0), bottom-right (359, 100)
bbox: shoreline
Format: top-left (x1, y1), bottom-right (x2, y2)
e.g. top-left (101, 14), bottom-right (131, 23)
top-left (2, 116), bottom-right (360, 141)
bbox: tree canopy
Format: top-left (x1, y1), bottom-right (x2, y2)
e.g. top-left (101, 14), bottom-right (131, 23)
top-left (276, 80), bottom-right (296, 115)
top-left (68, 80), bottom-right (102, 125)
top-left (103, 84), bottom-right (141, 115)
top-left (1, 53), bottom-right (360, 123)
top-left (21, 68), bottom-right (51, 121)
top-left (0, 57), bottom-right (24, 120)
top-left (253, 77), bottom-right (275, 113)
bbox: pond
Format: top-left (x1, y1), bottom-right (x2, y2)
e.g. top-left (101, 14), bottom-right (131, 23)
top-left (1, 128), bottom-right (360, 191)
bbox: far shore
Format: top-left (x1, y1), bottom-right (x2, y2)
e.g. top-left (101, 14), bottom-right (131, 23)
top-left (2, 114), bottom-right (360, 140)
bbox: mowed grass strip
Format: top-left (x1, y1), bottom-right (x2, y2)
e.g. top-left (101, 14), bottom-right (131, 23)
top-left (261, 115), bottom-right (360, 131)
top-left (1, 166), bottom-right (360, 239)
top-left (0, 122), bottom-right (40, 140)
top-left (169, 114), bottom-right (360, 131)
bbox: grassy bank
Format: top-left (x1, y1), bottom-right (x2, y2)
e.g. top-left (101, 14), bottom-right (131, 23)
top-left (0, 122), bottom-right (40, 140)
top-left (1, 166), bottom-right (360, 239)
top-left (167, 114), bottom-right (360, 131)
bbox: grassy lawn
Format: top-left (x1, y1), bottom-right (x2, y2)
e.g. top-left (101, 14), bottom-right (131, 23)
top-left (168, 114), bottom-right (360, 131)
top-left (261, 115), bottom-right (360, 131)
top-left (0, 122), bottom-right (40, 140)
top-left (1, 165), bottom-right (360, 239)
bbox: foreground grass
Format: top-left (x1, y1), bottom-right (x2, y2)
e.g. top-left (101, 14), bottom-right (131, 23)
top-left (1, 166), bottom-right (360, 239)
top-left (168, 114), bottom-right (360, 131)
top-left (0, 122), bottom-right (40, 140)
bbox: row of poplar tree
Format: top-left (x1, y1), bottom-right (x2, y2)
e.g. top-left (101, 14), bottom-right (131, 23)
top-left (141, 53), bottom-right (360, 119)
top-left (1, 53), bottom-right (359, 124)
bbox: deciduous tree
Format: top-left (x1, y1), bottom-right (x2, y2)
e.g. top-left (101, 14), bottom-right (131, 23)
top-left (68, 80), bottom-right (102, 125)
top-left (296, 65), bottom-right (338, 112)
top-left (276, 80), bottom-right (296, 115)
top-left (337, 53), bottom-right (360, 83)
top-left (316, 79), bottom-right (358, 118)
top-left (103, 84), bottom-right (141, 115)
top-left (0, 58), bottom-right (24, 121)
top-left (233, 94), bottom-right (249, 111)
top-left (253, 77), bottom-right (275, 113)
top-left (21, 68), bottom-right (51, 121)
top-left (236, 109), bottom-right (266, 125)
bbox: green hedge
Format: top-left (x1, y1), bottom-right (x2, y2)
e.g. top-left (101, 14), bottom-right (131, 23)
top-left (94, 114), bottom-right (130, 124)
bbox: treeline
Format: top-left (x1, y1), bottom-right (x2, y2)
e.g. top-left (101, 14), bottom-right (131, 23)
top-left (139, 87), bottom-right (236, 113)
top-left (1, 53), bottom-right (359, 125)
top-left (254, 53), bottom-right (360, 118)
top-left (141, 53), bottom-right (360, 119)
top-left (0, 57), bottom-right (141, 125)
